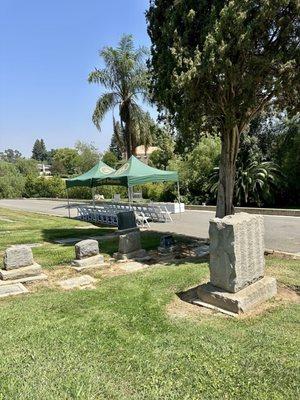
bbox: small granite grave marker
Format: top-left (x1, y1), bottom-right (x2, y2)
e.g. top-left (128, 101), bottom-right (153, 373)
top-left (113, 229), bottom-right (147, 260)
top-left (0, 245), bottom-right (47, 285)
top-left (59, 275), bottom-right (96, 290)
top-left (0, 283), bottom-right (28, 298)
top-left (75, 239), bottom-right (99, 259)
top-left (72, 239), bottom-right (104, 271)
top-left (4, 245), bottom-right (34, 270)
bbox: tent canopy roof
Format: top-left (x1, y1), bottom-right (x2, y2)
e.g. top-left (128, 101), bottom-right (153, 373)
top-left (65, 161), bottom-right (115, 188)
top-left (94, 155), bottom-right (178, 187)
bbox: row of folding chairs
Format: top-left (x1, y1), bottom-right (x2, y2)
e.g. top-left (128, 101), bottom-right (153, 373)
top-left (76, 203), bottom-right (173, 227)
top-left (99, 203), bottom-right (173, 223)
top-left (76, 206), bottom-right (118, 226)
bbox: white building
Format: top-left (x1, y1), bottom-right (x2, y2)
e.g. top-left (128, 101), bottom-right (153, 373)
top-left (134, 145), bottom-right (159, 164)
top-left (37, 163), bottom-right (51, 176)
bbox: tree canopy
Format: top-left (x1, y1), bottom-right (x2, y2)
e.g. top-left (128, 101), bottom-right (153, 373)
top-left (32, 139), bottom-right (48, 161)
top-left (147, 0), bottom-right (300, 216)
top-left (0, 149), bottom-right (22, 163)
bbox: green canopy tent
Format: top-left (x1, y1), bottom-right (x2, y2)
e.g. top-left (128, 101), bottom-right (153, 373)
top-left (64, 156), bottom-right (180, 218)
top-left (65, 161), bottom-right (115, 217)
top-left (96, 155), bottom-right (180, 203)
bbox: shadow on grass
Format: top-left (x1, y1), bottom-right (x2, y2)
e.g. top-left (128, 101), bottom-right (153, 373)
top-left (42, 226), bottom-right (116, 242)
top-left (41, 224), bottom-right (209, 261)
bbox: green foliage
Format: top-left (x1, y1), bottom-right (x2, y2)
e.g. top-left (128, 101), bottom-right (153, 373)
top-left (245, 113), bottom-right (300, 206)
top-left (0, 148), bottom-right (22, 163)
top-left (97, 185), bottom-right (128, 200)
top-left (147, 0), bottom-right (300, 132)
top-left (209, 133), bottom-right (283, 206)
top-left (102, 151), bottom-right (118, 169)
top-left (273, 115), bottom-right (300, 205)
top-left (140, 182), bottom-right (174, 202)
top-left (66, 186), bottom-right (93, 200)
top-left (67, 185), bottom-right (128, 200)
top-left (0, 162), bottom-right (25, 199)
top-left (74, 141), bottom-right (100, 173)
top-left (147, 0), bottom-right (300, 215)
top-left (88, 34), bottom-right (152, 158)
top-left (168, 135), bottom-right (221, 204)
top-left (15, 158), bottom-right (38, 177)
top-left (235, 161), bottom-right (282, 206)
top-left (23, 176), bottom-right (65, 198)
top-left (149, 125), bottom-right (175, 170)
top-left (51, 148), bottom-right (80, 177)
top-left (109, 120), bottom-right (123, 159)
top-left (32, 139), bottom-right (48, 161)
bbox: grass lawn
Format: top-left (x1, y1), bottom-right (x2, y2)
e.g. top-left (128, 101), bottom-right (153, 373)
top-left (0, 207), bottom-right (299, 399)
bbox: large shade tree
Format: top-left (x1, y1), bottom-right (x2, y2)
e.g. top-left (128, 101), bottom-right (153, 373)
top-left (88, 35), bottom-right (153, 159)
top-left (147, 0), bottom-right (300, 217)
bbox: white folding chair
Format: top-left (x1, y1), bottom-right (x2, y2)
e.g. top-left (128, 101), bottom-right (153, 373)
top-left (134, 211), bottom-right (150, 228)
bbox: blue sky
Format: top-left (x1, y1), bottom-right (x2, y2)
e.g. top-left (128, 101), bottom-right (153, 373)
top-left (0, 0), bottom-right (154, 157)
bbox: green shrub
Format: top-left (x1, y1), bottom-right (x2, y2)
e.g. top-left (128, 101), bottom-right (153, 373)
top-left (67, 186), bottom-right (92, 199)
top-left (96, 186), bottom-right (127, 200)
top-left (23, 176), bottom-right (65, 198)
top-left (15, 158), bottom-right (39, 176)
top-left (0, 161), bottom-right (25, 198)
top-left (67, 185), bottom-right (128, 200)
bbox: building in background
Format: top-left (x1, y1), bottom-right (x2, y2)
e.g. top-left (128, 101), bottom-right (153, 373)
top-left (37, 163), bottom-right (52, 176)
top-left (134, 145), bottom-right (159, 164)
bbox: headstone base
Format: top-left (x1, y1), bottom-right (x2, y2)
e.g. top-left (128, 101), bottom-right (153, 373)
top-left (71, 254), bottom-right (105, 272)
top-left (0, 273), bottom-right (48, 286)
top-left (196, 277), bottom-right (277, 314)
top-left (0, 263), bottom-right (42, 281)
top-left (113, 249), bottom-right (147, 261)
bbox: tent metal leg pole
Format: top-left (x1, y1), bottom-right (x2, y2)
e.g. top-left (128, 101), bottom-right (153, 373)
top-left (177, 181), bottom-right (182, 215)
top-left (128, 186), bottom-right (133, 204)
top-left (92, 187), bottom-right (96, 222)
top-left (92, 187), bottom-right (95, 208)
top-left (66, 189), bottom-right (71, 219)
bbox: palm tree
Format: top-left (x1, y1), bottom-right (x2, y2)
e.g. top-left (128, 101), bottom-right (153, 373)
top-left (209, 160), bottom-right (282, 207)
top-left (88, 35), bottom-right (152, 159)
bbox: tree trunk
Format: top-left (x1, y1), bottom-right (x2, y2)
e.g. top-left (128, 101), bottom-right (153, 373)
top-left (121, 103), bottom-right (132, 160)
top-left (124, 121), bottom-right (132, 160)
top-left (120, 100), bottom-right (132, 160)
top-left (216, 125), bottom-right (240, 218)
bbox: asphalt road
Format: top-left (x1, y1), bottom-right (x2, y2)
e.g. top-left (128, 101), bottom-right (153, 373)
top-left (0, 198), bottom-right (299, 254)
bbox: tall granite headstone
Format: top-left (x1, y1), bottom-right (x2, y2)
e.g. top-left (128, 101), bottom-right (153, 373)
top-left (197, 213), bottom-right (277, 314)
top-left (209, 213), bottom-right (265, 293)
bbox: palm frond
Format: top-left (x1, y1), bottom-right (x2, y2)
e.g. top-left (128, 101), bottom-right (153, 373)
top-left (92, 93), bottom-right (117, 130)
top-left (88, 69), bottom-right (117, 90)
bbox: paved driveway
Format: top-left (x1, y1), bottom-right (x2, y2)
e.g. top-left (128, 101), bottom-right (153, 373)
top-left (0, 199), bottom-right (299, 254)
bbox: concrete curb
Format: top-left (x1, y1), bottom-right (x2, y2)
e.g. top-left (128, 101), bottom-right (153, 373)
top-left (186, 205), bottom-right (300, 217)
top-left (11, 198), bottom-right (300, 217)
top-left (265, 249), bottom-right (300, 260)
